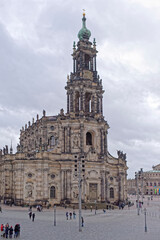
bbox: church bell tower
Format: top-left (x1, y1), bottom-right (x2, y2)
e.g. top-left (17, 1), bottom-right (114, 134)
top-left (65, 12), bottom-right (104, 120)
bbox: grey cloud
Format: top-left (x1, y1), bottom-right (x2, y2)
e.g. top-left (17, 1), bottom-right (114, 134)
top-left (0, 0), bottom-right (160, 178)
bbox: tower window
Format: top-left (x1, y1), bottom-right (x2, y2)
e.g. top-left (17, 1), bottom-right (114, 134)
top-left (85, 54), bottom-right (90, 70)
top-left (86, 132), bottom-right (92, 145)
top-left (85, 92), bottom-right (92, 112)
top-left (50, 186), bottom-right (56, 199)
top-left (75, 91), bottom-right (80, 112)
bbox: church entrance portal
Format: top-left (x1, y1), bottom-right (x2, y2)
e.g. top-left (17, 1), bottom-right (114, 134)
top-left (89, 183), bottom-right (97, 201)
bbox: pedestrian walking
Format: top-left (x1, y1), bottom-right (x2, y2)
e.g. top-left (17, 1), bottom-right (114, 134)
top-left (29, 211), bottom-right (32, 219)
top-left (9, 226), bottom-right (13, 238)
top-left (5, 224), bottom-right (9, 238)
top-left (69, 212), bottom-right (72, 219)
top-left (1, 224), bottom-right (4, 231)
top-left (32, 213), bottom-right (35, 222)
top-left (1, 224), bottom-right (4, 237)
top-left (66, 212), bottom-right (69, 220)
top-left (90, 206), bottom-right (92, 212)
top-left (0, 206), bottom-right (2, 212)
top-left (81, 217), bottom-right (84, 227)
top-left (14, 224), bottom-right (20, 238)
top-left (73, 211), bottom-right (76, 219)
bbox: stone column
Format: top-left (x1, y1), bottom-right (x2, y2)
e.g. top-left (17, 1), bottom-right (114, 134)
top-left (80, 124), bottom-right (84, 151)
top-left (70, 91), bottom-right (73, 112)
top-left (97, 94), bottom-right (100, 113)
top-left (80, 90), bottom-right (83, 112)
top-left (67, 93), bottom-right (69, 114)
top-left (118, 174), bottom-right (122, 202)
top-left (69, 127), bottom-right (71, 153)
top-left (100, 129), bottom-right (103, 155)
top-left (105, 172), bottom-right (109, 201)
top-left (104, 131), bottom-right (107, 155)
top-left (60, 170), bottom-right (64, 200)
top-left (43, 167), bottom-right (49, 199)
top-left (63, 127), bottom-right (66, 153)
top-left (94, 56), bottom-right (97, 71)
top-left (66, 170), bottom-right (72, 200)
top-left (73, 59), bottom-right (75, 73)
top-left (91, 95), bottom-right (95, 113)
top-left (100, 96), bottom-right (103, 115)
top-left (90, 57), bottom-right (93, 71)
top-left (100, 171), bottom-right (105, 202)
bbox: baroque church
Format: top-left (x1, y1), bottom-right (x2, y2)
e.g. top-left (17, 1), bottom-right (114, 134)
top-left (0, 13), bottom-right (128, 206)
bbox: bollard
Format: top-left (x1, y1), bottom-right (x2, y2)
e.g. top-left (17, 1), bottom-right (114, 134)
top-left (144, 208), bottom-right (147, 232)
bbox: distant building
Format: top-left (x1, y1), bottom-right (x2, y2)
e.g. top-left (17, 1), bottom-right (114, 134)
top-left (127, 164), bottom-right (160, 195)
top-left (0, 13), bottom-right (128, 206)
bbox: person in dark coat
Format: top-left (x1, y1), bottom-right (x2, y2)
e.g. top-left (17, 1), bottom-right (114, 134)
top-left (29, 211), bottom-right (32, 219)
top-left (32, 213), bottom-right (35, 222)
top-left (81, 217), bottom-right (84, 227)
top-left (9, 226), bottom-right (13, 238)
top-left (5, 225), bottom-right (9, 238)
top-left (14, 224), bottom-right (20, 238)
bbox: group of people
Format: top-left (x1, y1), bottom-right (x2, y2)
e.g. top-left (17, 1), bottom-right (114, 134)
top-left (66, 211), bottom-right (76, 220)
top-left (1, 223), bottom-right (20, 238)
top-left (65, 212), bottom-right (84, 227)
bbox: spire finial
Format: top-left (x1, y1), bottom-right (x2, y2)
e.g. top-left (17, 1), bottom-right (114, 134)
top-left (78, 10), bottom-right (91, 41)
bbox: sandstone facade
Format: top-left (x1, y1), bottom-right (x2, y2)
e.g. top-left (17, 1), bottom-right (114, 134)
top-left (0, 14), bottom-right (128, 206)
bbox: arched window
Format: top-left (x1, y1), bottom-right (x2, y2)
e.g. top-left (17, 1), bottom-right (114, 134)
top-left (75, 91), bottom-right (80, 112)
top-left (85, 92), bottom-right (92, 113)
top-left (50, 186), bottom-right (56, 199)
top-left (85, 54), bottom-right (90, 70)
top-left (50, 136), bottom-right (55, 147)
top-left (110, 187), bottom-right (114, 198)
top-left (86, 132), bottom-right (92, 145)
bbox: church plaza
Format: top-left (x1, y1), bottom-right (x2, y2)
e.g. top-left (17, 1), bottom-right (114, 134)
top-left (0, 196), bottom-right (160, 240)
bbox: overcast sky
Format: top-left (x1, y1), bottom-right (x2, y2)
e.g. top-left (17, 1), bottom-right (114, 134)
top-left (0, 0), bottom-right (160, 178)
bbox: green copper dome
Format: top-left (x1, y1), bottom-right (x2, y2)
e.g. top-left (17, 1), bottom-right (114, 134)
top-left (78, 13), bottom-right (91, 41)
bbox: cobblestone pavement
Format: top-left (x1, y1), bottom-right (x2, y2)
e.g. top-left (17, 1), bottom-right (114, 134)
top-left (0, 196), bottom-right (160, 240)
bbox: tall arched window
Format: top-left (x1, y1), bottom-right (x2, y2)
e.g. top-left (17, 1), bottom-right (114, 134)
top-left (75, 91), bottom-right (80, 112)
top-left (86, 132), bottom-right (92, 145)
top-left (50, 136), bottom-right (55, 147)
top-left (110, 187), bottom-right (114, 198)
top-left (50, 186), bottom-right (56, 199)
top-left (85, 92), bottom-right (92, 113)
top-left (85, 54), bottom-right (90, 70)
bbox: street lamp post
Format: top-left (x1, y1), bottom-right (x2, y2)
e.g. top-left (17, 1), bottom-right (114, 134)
top-left (135, 172), bottom-right (140, 215)
top-left (54, 205), bottom-right (56, 226)
top-left (140, 168), bottom-right (143, 212)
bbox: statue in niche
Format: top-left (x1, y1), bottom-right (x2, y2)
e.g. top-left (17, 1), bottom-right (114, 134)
top-left (73, 191), bottom-right (78, 198)
top-left (73, 136), bottom-right (79, 148)
top-left (25, 184), bottom-right (33, 198)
